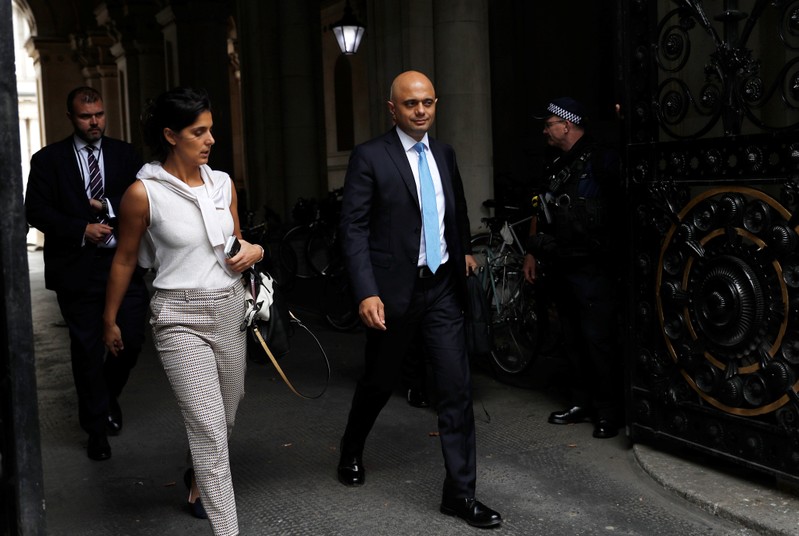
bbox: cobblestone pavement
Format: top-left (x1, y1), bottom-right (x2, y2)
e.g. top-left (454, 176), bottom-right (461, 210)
top-left (28, 250), bottom-right (799, 535)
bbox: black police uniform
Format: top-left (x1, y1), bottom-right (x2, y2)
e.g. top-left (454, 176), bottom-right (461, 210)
top-left (528, 134), bottom-right (623, 428)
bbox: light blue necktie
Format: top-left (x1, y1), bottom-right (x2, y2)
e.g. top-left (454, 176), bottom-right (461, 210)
top-left (414, 142), bottom-right (441, 273)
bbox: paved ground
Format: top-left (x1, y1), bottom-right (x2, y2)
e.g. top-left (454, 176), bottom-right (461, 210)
top-left (26, 249), bottom-right (799, 535)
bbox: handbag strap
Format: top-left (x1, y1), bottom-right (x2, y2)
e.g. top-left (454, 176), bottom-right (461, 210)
top-left (250, 311), bottom-right (331, 400)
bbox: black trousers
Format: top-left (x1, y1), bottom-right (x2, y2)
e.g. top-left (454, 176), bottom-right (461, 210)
top-left (402, 332), bottom-right (428, 393)
top-left (341, 263), bottom-right (477, 499)
top-left (55, 252), bottom-right (149, 436)
top-left (549, 261), bottom-right (621, 420)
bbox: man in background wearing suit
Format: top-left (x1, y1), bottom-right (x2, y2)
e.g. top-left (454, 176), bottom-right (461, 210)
top-left (26, 87), bottom-right (148, 461)
top-left (336, 70), bottom-right (501, 529)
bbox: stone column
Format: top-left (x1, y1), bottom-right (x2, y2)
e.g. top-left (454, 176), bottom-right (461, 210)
top-left (275, 0), bottom-right (327, 212)
top-left (157, 0), bottom-right (234, 176)
top-left (433, 0), bottom-right (493, 231)
top-left (364, 0), bottom-right (436, 135)
top-left (0, 1), bottom-right (46, 532)
top-left (26, 38), bottom-right (84, 144)
top-left (96, 1), bottom-right (166, 150)
top-left (236, 0), bottom-right (282, 216)
top-left (405, 0), bottom-right (435, 79)
top-left (91, 63), bottom-right (124, 140)
top-left (108, 39), bottom-right (166, 150)
top-left (72, 31), bottom-right (124, 140)
top-left (236, 0), bottom-right (326, 220)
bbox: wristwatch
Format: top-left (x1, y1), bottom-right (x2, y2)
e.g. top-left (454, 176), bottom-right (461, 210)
top-left (101, 198), bottom-right (108, 214)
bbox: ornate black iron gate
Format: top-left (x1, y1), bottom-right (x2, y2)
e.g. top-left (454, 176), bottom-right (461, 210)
top-left (624, 0), bottom-right (799, 480)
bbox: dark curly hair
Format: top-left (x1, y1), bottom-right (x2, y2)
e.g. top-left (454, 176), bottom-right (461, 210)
top-left (141, 87), bottom-right (212, 162)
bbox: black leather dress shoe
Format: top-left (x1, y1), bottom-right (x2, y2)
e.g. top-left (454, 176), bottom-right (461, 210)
top-left (107, 401), bottom-right (123, 436)
top-left (407, 387), bottom-right (430, 408)
top-left (87, 433), bottom-right (111, 461)
top-left (593, 418), bottom-right (619, 439)
top-left (548, 406), bottom-right (591, 425)
top-left (440, 497), bottom-right (502, 528)
top-left (337, 453), bottom-right (365, 486)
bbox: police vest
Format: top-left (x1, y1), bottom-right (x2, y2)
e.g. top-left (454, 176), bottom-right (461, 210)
top-left (544, 146), bottom-right (610, 258)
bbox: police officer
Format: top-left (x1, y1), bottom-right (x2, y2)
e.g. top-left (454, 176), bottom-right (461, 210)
top-left (522, 97), bottom-right (623, 439)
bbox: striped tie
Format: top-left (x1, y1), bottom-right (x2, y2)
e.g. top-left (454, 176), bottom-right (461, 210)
top-left (86, 146), bottom-right (113, 245)
top-left (86, 145), bottom-right (104, 199)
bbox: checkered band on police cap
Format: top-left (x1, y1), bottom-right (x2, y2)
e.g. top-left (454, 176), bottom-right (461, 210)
top-left (534, 96), bottom-right (587, 125)
top-left (547, 102), bottom-right (582, 125)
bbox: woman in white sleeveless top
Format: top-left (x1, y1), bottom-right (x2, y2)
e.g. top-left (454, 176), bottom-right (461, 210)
top-left (103, 87), bottom-right (263, 536)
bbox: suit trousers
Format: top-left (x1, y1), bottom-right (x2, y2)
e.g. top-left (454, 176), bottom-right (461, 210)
top-left (150, 283), bottom-right (246, 536)
top-left (342, 263), bottom-right (478, 499)
top-left (55, 249), bottom-right (148, 436)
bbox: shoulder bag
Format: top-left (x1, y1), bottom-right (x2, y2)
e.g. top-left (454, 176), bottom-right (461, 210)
top-left (241, 267), bottom-right (330, 399)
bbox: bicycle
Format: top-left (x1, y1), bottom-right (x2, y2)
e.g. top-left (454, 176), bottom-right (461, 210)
top-left (305, 188), bottom-right (345, 277)
top-left (278, 189), bottom-right (344, 283)
top-left (240, 205), bottom-right (288, 286)
top-left (320, 257), bottom-right (361, 332)
top-left (277, 190), bottom-right (360, 331)
top-left (471, 200), bottom-right (539, 375)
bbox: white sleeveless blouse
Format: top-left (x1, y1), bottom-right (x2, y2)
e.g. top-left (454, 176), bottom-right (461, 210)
top-left (137, 162), bottom-right (238, 290)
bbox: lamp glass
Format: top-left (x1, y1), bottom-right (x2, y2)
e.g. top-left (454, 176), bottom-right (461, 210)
top-left (333, 24), bottom-right (364, 55)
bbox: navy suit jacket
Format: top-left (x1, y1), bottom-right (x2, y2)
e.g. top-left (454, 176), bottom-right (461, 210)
top-left (25, 136), bottom-right (143, 292)
top-left (339, 128), bottom-right (472, 319)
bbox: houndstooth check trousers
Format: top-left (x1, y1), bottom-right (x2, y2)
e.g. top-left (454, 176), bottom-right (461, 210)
top-left (150, 282), bottom-right (247, 536)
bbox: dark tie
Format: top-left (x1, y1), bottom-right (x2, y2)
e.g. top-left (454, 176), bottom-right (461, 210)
top-left (86, 145), bottom-right (112, 245)
top-left (414, 142), bottom-right (441, 273)
top-left (86, 145), bottom-right (104, 200)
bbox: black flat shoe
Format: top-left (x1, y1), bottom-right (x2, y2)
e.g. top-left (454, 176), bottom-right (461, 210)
top-left (184, 468), bottom-right (208, 519)
top-left (593, 418), bottom-right (619, 439)
top-left (337, 453), bottom-right (364, 486)
top-left (87, 433), bottom-right (111, 461)
top-left (440, 497), bottom-right (502, 528)
top-left (548, 406), bottom-right (592, 425)
top-left (188, 497), bottom-right (208, 520)
top-left (406, 387), bottom-right (430, 408)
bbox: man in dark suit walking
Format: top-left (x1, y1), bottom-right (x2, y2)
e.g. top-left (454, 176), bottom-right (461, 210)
top-left (26, 87), bottom-right (148, 461)
top-left (336, 70), bottom-right (501, 528)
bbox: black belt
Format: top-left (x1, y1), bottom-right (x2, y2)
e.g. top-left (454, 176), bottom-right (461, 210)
top-left (416, 261), bottom-right (449, 279)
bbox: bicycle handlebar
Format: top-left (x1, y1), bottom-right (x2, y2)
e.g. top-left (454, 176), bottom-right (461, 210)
top-left (482, 198), bottom-right (523, 211)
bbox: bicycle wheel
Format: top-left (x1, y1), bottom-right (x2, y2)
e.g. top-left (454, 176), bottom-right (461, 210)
top-left (470, 232), bottom-right (498, 274)
top-left (306, 225), bottom-right (339, 277)
top-left (323, 272), bottom-right (361, 331)
top-left (241, 222), bottom-right (266, 246)
top-left (488, 264), bottom-right (539, 374)
top-left (278, 225), bottom-right (315, 280)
